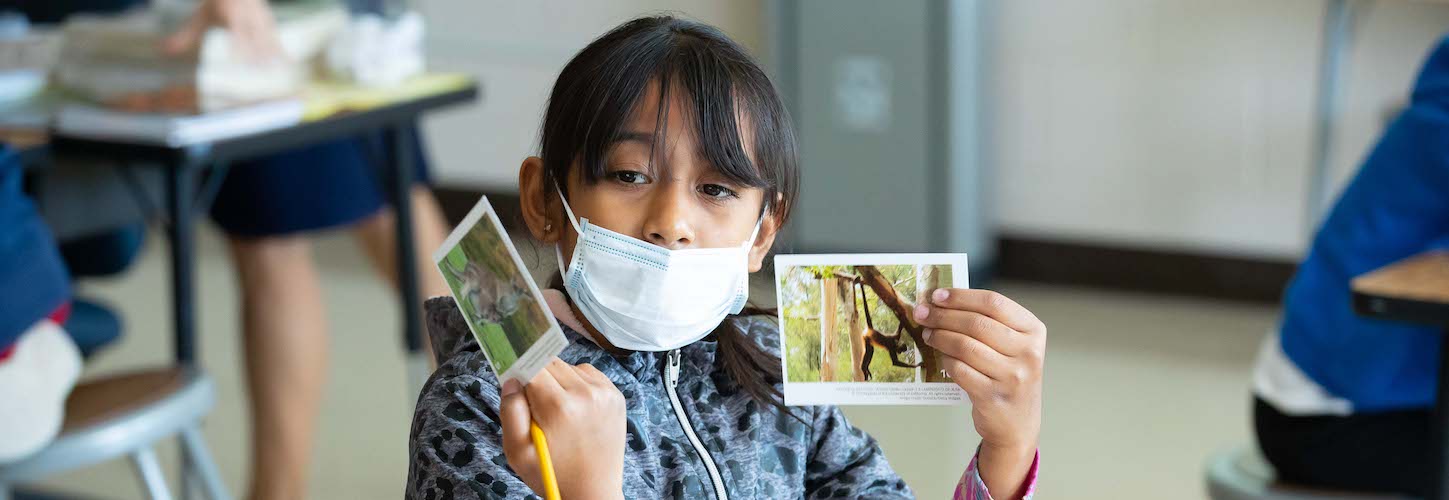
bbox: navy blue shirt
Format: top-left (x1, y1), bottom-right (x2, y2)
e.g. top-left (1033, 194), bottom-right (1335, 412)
top-left (1280, 35), bottom-right (1449, 411)
top-left (0, 146), bottom-right (70, 346)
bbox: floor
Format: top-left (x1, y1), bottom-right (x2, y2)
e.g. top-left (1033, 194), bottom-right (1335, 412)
top-left (27, 226), bottom-right (1278, 499)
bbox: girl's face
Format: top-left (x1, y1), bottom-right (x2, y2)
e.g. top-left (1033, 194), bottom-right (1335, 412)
top-left (521, 82), bottom-right (782, 274)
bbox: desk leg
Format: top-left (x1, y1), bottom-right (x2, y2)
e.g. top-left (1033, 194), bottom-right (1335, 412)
top-left (1432, 328), bottom-right (1449, 500)
top-left (165, 163), bottom-right (198, 365)
top-left (385, 125), bottom-right (427, 398)
top-left (165, 161), bottom-right (199, 500)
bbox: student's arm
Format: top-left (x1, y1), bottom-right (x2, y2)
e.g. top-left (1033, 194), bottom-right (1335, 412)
top-left (407, 373), bottom-right (537, 500)
top-left (163, 0), bottom-right (282, 59)
top-left (955, 448), bottom-right (1039, 500)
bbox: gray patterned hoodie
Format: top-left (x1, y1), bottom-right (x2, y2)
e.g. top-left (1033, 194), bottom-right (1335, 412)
top-left (406, 293), bottom-right (1007, 499)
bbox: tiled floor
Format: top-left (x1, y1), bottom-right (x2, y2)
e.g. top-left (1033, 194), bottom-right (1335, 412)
top-left (28, 226), bottom-right (1277, 499)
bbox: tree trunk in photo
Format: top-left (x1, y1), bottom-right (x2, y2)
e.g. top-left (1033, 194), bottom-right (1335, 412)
top-left (915, 264), bottom-right (943, 382)
top-left (819, 276), bottom-right (838, 382)
top-left (836, 277), bottom-right (866, 382)
top-left (854, 265), bottom-right (948, 382)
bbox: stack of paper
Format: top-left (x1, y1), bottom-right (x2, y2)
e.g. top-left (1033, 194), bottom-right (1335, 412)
top-left (51, 2), bottom-right (345, 113)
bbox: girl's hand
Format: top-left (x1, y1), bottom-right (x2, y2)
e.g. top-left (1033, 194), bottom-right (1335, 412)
top-left (915, 289), bottom-right (1045, 499)
top-left (500, 358), bottom-right (626, 500)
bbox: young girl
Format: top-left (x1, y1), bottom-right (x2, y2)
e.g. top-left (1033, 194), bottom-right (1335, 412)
top-left (408, 16), bottom-right (1045, 500)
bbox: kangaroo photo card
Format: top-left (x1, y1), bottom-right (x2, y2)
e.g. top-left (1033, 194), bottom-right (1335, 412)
top-left (434, 196), bottom-right (566, 384)
top-left (775, 253), bottom-right (970, 405)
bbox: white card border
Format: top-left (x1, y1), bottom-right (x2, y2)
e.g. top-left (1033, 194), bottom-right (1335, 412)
top-left (774, 253), bottom-right (970, 406)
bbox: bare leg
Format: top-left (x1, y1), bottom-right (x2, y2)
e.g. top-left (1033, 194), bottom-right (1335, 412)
top-left (229, 236), bottom-right (328, 500)
top-left (351, 185), bottom-right (451, 360)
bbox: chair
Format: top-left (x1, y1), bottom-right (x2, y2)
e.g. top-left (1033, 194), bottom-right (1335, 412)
top-left (0, 367), bottom-right (230, 500)
top-left (1206, 446), bottom-right (1406, 500)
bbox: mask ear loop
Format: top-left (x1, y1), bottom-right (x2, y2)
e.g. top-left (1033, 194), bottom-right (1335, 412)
top-left (553, 183), bottom-right (584, 275)
top-left (553, 184), bottom-right (584, 234)
top-left (743, 203), bottom-right (769, 249)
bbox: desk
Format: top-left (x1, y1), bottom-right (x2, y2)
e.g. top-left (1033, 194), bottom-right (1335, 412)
top-left (1352, 251), bottom-right (1449, 499)
top-left (17, 75), bottom-right (479, 396)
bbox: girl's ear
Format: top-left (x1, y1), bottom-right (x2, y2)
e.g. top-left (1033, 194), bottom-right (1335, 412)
top-left (518, 156), bottom-right (560, 243)
top-left (746, 193), bottom-right (785, 272)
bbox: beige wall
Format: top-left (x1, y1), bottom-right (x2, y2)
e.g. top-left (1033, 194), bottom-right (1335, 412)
top-left (987, 0), bottom-right (1449, 258)
top-left (416, 0), bottom-right (763, 190)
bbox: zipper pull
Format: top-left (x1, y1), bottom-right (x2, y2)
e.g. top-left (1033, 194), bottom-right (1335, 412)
top-left (666, 349), bottom-right (682, 387)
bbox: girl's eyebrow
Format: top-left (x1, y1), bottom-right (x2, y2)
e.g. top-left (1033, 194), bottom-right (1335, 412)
top-left (610, 131), bottom-right (654, 144)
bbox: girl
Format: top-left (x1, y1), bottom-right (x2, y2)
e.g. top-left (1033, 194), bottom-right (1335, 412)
top-left (408, 16), bottom-right (1045, 500)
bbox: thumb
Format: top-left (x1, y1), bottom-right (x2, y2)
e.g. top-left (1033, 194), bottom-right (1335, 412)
top-left (498, 379), bottom-right (537, 469)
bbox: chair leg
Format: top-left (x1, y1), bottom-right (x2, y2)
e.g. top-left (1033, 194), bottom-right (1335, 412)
top-left (180, 427), bottom-right (230, 500)
top-left (130, 447), bottom-right (174, 500)
top-left (181, 449), bottom-right (194, 500)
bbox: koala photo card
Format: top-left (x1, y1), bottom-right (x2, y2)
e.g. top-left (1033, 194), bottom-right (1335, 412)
top-left (433, 196), bottom-right (566, 384)
top-left (775, 253), bottom-right (970, 405)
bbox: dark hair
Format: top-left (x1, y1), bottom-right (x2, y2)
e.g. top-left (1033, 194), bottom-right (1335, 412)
top-left (539, 15), bottom-right (800, 413)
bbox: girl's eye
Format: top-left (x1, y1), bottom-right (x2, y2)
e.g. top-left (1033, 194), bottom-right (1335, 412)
top-left (610, 170), bottom-right (648, 184)
top-left (700, 183), bottom-right (739, 199)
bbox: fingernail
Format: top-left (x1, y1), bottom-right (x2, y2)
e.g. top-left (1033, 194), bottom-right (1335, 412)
top-left (933, 288), bottom-right (949, 304)
top-left (914, 304), bottom-right (928, 321)
top-left (501, 379), bottom-right (521, 396)
top-left (922, 329), bottom-right (933, 343)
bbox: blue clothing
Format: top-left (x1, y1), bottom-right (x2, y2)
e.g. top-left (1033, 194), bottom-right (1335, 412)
top-left (209, 128), bottom-right (431, 237)
top-left (1280, 36), bottom-right (1449, 412)
top-left (0, 146), bottom-right (70, 346)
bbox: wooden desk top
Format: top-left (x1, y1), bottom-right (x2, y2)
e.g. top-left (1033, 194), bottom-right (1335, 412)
top-left (1352, 251), bottom-right (1449, 305)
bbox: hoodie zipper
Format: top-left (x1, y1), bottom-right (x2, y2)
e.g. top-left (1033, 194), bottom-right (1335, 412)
top-left (664, 349), bottom-right (729, 500)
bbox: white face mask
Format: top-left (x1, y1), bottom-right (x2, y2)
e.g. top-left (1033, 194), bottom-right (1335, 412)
top-left (553, 187), bottom-right (764, 352)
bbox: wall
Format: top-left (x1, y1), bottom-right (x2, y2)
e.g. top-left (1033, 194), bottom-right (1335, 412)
top-left (415, 0), bottom-right (763, 190)
top-left (985, 0), bottom-right (1449, 259)
top-left (421, 1), bottom-right (1449, 261)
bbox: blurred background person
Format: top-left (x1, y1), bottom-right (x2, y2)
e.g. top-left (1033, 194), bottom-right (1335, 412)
top-left (3, 0), bottom-right (451, 498)
top-left (1251, 32), bottom-right (1449, 497)
top-left (0, 145), bottom-right (80, 466)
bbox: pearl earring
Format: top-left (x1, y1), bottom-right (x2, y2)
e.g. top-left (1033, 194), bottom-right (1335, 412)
top-left (545, 223), bottom-right (552, 232)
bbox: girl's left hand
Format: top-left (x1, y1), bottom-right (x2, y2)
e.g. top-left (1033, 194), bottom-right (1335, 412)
top-left (915, 288), bottom-right (1045, 499)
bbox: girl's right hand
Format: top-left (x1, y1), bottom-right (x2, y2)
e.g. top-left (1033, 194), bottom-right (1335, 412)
top-left (500, 358), bottom-right (626, 500)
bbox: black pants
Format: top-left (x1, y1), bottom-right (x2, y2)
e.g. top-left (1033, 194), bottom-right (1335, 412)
top-left (1255, 397), bottom-right (1432, 496)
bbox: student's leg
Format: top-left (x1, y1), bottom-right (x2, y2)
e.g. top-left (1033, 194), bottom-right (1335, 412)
top-left (228, 236), bottom-right (328, 500)
top-left (1254, 397), bottom-right (1432, 496)
top-left (350, 185), bottom-right (451, 357)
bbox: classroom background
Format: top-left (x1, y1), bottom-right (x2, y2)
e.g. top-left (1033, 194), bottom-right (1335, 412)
top-left (5, 0), bottom-right (1449, 498)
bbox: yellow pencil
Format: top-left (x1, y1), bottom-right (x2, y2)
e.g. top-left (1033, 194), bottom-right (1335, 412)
top-left (530, 421), bottom-right (561, 500)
